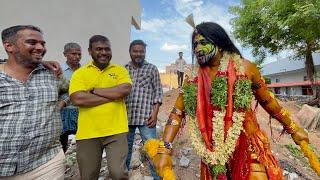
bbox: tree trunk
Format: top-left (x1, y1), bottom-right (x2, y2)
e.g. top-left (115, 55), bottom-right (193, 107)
top-left (305, 44), bottom-right (320, 106)
top-left (305, 44), bottom-right (315, 82)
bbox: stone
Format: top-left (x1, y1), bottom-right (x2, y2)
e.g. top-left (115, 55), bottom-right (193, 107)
top-left (129, 170), bottom-right (143, 180)
top-left (130, 150), bottom-right (142, 169)
top-left (288, 172), bottom-right (299, 180)
top-left (283, 170), bottom-right (289, 176)
top-left (68, 134), bottom-right (76, 145)
top-left (143, 176), bottom-right (154, 180)
top-left (181, 147), bottom-right (193, 155)
top-left (133, 144), bottom-right (141, 151)
top-left (296, 104), bottom-right (320, 131)
top-left (135, 138), bottom-right (143, 145)
top-left (102, 151), bottom-right (106, 158)
top-left (100, 166), bottom-right (107, 173)
top-left (98, 177), bottom-right (105, 180)
top-left (179, 156), bottom-right (190, 167)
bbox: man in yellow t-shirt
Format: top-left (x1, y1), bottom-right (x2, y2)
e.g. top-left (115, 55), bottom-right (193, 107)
top-left (69, 35), bottom-right (132, 180)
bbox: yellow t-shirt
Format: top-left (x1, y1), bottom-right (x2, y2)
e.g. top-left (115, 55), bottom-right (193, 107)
top-left (69, 61), bottom-right (132, 140)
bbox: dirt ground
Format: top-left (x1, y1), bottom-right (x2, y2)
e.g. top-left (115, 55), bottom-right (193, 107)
top-left (157, 89), bottom-right (320, 180)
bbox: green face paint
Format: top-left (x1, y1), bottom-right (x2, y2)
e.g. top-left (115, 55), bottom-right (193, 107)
top-left (193, 34), bottom-right (217, 66)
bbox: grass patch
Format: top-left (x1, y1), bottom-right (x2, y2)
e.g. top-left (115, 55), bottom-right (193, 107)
top-left (285, 144), bottom-right (302, 157)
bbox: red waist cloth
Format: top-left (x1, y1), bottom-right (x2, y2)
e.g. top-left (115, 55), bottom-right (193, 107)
top-left (200, 110), bottom-right (283, 180)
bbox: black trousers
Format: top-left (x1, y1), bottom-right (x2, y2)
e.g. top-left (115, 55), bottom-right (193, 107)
top-left (177, 71), bottom-right (184, 87)
top-left (60, 131), bottom-right (76, 152)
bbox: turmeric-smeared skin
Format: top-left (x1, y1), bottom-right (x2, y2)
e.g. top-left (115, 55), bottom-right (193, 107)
top-left (152, 54), bottom-right (308, 179)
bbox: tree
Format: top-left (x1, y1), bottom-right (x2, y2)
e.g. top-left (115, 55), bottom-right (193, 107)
top-left (230, 0), bottom-right (320, 100)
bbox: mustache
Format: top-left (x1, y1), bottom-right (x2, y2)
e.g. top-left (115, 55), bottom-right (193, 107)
top-left (197, 51), bottom-right (215, 65)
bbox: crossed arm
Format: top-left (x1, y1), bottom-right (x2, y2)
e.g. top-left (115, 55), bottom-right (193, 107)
top-left (70, 83), bottom-right (132, 107)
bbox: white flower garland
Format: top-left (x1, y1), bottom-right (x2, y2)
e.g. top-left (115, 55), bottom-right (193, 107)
top-left (188, 111), bottom-right (245, 166)
top-left (218, 52), bottom-right (244, 74)
top-left (188, 52), bottom-right (246, 166)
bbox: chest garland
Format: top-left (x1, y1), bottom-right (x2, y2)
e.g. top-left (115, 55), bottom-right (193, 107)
top-left (182, 53), bottom-right (253, 168)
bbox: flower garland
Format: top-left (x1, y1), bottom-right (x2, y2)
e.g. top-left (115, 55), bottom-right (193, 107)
top-left (183, 52), bottom-right (253, 173)
top-left (211, 52), bottom-right (253, 111)
top-left (212, 111), bottom-right (245, 165)
top-left (187, 110), bottom-right (245, 166)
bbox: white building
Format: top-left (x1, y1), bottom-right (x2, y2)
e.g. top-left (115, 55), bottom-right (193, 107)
top-left (262, 53), bottom-right (320, 96)
top-left (0, 0), bottom-right (141, 65)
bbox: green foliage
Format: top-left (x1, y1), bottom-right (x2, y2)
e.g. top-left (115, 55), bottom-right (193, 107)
top-left (253, 58), bottom-right (264, 70)
top-left (211, 77), bottom-right (228, 109)
top-left (264, 77), bottom-right (271, 84)
top-left (233, 79), bottom-right (253, 110)
top-left (285, 144), bottom-right (302, 157)
top-left (183, 83), bottom-right (197, 118)
top-left (211, 164), bottom-right (227, 177)
top-left (230, 0), bottom-right (320, 60)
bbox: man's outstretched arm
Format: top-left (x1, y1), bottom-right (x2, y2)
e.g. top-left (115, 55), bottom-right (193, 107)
top-left (248, 61), bottom-right (309, 144)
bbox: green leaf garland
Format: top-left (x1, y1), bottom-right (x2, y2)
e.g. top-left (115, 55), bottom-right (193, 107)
top-left (233, 79), bottom-right (253, 110)
top-left (211, 164), bottom-right (227, 177)
top-left (211, 77), bottom-right (228, 110)
top-left (183, 83), bottom-right (197, 118)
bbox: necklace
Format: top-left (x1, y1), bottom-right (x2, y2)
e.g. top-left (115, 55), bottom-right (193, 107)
top-left (183, 52), bottom-right (253, 167)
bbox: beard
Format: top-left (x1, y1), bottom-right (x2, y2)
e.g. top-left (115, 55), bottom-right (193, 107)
top-left (92, 54), bottom-right (111, 70)
top-left (134, 58), bottom-right (145, 67)
top-left (196, 50), bottom-right (216, 66)
top-left (93, 59), bottom-right (109, 70)
top-left (14, 52), bottom-right (41, 68)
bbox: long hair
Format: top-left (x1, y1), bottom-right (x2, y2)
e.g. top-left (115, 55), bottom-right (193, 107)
top-left (192, 22), bottom-right (241, 56)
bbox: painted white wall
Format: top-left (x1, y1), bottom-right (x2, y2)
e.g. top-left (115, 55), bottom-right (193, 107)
top-left (266, 67), bottom-right (320, 96)
top-left (268, 71), bottom-right (305, 84)
top-left (267, 67), bottom-right (320, 84)
top-left (0, 0), bottom-right (141, 65)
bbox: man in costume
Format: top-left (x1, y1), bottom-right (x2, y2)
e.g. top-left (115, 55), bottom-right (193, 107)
top-left (145, 22), bottom-right (313, 180)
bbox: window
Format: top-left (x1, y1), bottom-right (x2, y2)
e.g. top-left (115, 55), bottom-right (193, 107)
top-left (285, 87), bottom-right (290, 96)
top-left (302, 86), bottom-right (313, 95)
top-left (303, 76), bottom-right (308, 81)
top-left (275, 78), bottom-right (280, 83)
